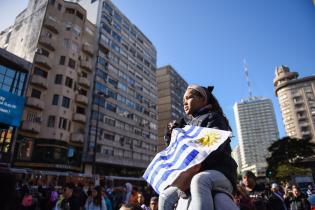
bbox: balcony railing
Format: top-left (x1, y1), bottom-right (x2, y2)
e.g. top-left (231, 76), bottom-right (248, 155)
top-left (75, 94), bottom-right (88, 105)
top-left (78, 77), bottom-right (90, 87)
top-left (80, 60), bottom-right (92, 72)
top-left (26, 97), bottom-right (45, 110)
top-left (39, 36), bottom-right (55, 51)
top-left (21, 120), bottom-right (41, 133)
top-left (43, 18), bottom-right (58, 34)
top-left (82, 43), bottom-right (94, 56)
top-left (73, 113), bottom-right (86, 123)
top-left (70, 133), bottom-right (85, 143)
top-left (30, 75), bottom-right (48, 89)
top-left (34, 55), bottom-right (52, 70)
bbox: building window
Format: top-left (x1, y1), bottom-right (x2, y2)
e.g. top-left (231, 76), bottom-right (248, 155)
top-left (76, 106), bottom-right (85, 114)
top-left (76, 11), bottom-right (84, 20)
top-left (65, 8), bottom-right (75, 14)
top-left (47, 116), bottom-right (56, 127)
top-left (65, 77), bottom-right (73, 88)
top-left (59, 117), bottom-right (68, 130)
top-left (52, 94), bottom-right (59, 105)
top-left (59, 56), bottom-right (66, 65)
top-left (62, 96), bottom-right (70, 108)
top-left (55, 74), bottom-right (63, 84)
top-left (33, 67), bottom-right (47, 78)
top-left (31, 89), bottom-right (41, 99)
top-left (57, 3), bottom-right (62, 11)
top-left (38, 48), bottom-right (49, 57)
top-left (104, 132), bottom-right (115, 141)
top-left (68, 58), bottom-right (76, 69)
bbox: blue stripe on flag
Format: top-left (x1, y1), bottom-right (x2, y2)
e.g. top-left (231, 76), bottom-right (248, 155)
top-left (143, 126), bottom-right (202, 180)
top-left (143, 126), bottom-right (196, 179)
top-left (148, 144), bottom-right (189, 184)
top-left (154, 149), bottom-right (199, 193)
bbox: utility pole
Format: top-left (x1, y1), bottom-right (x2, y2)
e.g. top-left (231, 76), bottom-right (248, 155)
top-left (243, 59), bottom-right (253, 98)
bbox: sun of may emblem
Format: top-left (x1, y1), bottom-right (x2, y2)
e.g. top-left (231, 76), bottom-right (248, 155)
top-left (198, 132), bottom-right (221, 147)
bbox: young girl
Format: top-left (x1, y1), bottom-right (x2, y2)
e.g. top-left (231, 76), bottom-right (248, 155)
top-left (159, 84), bottom-right (238, 210)
top-left (85, 186), bottom-right (107, 210)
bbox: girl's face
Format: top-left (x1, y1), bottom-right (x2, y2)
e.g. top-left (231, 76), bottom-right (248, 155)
top-left (183, 88), bottom-right (207, 116)
top-left (92, 188), bottom-right (97, 197)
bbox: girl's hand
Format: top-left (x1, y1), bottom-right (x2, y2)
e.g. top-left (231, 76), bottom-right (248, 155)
top-left (172, 163), bottom-right (201, 191)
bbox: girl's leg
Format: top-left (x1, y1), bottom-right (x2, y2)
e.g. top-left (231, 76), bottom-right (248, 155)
top-left (159, 186), bottom-right (180, 210)
top-left (188, 170), bottom-right (233, 210)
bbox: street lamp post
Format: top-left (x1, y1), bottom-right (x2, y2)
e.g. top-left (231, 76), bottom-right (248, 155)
top-left (92, 91), bottom-right (108, 176)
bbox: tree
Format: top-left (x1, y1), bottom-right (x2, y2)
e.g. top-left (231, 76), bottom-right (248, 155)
top-left (266, 137), bottom-right (315, 181)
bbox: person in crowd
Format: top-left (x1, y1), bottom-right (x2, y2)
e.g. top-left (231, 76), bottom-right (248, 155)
top-left (136, 192), bottom-right (149, 210)
top-left (267, 183), bottom-right (287, 210)
top-left (76, 183), bottom-right (88, 209)
top-left (125, 183), bottom-right (133, 204)
top-left (233, 184), bottom-right (255, 210)
top-left (285, 185), bottom-right (310, 210)
top-left (158, 84), bottom-right (238, 210)
top-left (306, 185), bottom-right (315, 197)
top-left (61, 182), bottom-right (80, 210)
top-left (20, 184), bottom-right (36, 210)
top-left (119, 203), bottom-right (143, 210)
top-left (129, 186), bottom-right (140, 205)
top-left (242, 170), bottom-right (268, 210)
top-left (149, 197), bottom-right (158, 210)
top-left (49, 186), bottom-right (59, 209)
top-left (102, 190), bottom-right (113, 210)
top-left (0, 168), bottom-right (19, 210)
top-left (85, 185), bottom-right (107, 210)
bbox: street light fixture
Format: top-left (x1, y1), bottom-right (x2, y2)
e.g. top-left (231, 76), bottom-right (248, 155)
top-left (92, 91), bottom-right (109, 176)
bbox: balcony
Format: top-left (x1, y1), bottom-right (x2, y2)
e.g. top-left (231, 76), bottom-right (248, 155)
top-left (39, 36), bottom-right (55, 51)
top-left (78, 77), bottom-right (90, 87)
top-left (70, 133), bottom-right (85, 143)
top-left (82, 43), bottom-right (94, 56)
top-left (73, 113), bottom-right (86, 123)
top-left (26, 97), bottom-right (45, 110)
top-left (21, 121), bottom-right (41, 133)
top-left (75, 94), bottom-right (88, 105)
top-left (43, 18), bottom-right (58, 34)
top-left (80, 60), bottom-right (93, 72)
top-left (30, 75), bottom-right (48, 89)
top-left (34, 55), bottom-right (52, 70)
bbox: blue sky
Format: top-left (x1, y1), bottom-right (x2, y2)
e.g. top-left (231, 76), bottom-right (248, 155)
top-left (1, 0), bottom-right (315, 148)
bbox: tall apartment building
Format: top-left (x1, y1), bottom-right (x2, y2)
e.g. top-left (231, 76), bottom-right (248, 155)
top-left (234, 97), bottom-right (279, 176)
top-left (0, 0), bottom-right (96, 172)
top-left (274, 65), bottom-right (315, 141)
top-left (156, 65), bottom-right (188, 151)
top-left (77, 0), bottom-right (158, 176)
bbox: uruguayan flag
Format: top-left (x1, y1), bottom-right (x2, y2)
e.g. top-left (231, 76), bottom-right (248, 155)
top-left (143, 125), bottom-right (231, 194)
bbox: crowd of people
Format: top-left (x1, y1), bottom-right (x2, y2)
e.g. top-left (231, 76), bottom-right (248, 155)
top-left (1, 170), bottom-right (314, 210)
top-left (235, 170), bottom-right (313, 210)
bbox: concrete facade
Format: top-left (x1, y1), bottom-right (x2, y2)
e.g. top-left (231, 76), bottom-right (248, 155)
top-left (79, 0), bottom-right (158, 176)
top-left (0, 0), bottom-right (96, 172)
top-left (234, 97), bottom-right (279, 176)
top-left (274, 65), bottom-right (315, 142)
top-left (156, 65), bottom-right (187, 151)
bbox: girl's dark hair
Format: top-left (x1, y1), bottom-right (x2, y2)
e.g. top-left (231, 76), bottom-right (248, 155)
top-left (193, 86), bottom-right (232, 131)
top-left (93, 185), bottom-right (102, 206)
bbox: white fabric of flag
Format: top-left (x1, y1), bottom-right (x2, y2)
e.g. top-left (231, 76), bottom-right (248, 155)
top-left (143, 125), bottom-right (232, 194)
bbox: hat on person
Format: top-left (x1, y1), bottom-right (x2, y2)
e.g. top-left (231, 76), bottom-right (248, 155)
top-left (242, 170), bottom-right (256, 179)
top-left (271, 183), bottom-right (278, 189)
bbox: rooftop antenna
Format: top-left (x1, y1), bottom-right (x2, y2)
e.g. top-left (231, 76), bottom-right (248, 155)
top-left (243, 59), bottom-right (253, 98)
